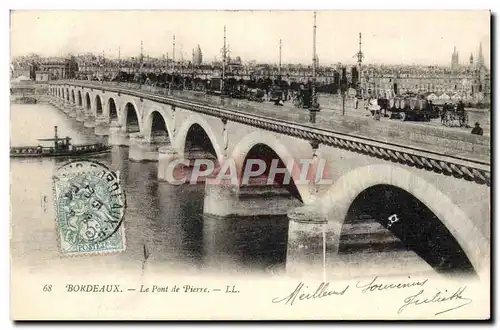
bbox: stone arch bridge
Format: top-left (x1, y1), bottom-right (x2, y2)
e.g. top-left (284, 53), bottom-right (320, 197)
top-left (48, 81), bottom-right (491, 278)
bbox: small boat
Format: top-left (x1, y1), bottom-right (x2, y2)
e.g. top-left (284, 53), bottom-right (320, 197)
top-left (10, 126), bottom-right (111, 158)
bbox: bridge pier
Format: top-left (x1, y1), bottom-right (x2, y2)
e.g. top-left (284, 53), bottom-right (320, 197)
top-left (61, 100), bottom-right (69, 113)
top-left (285, 206), bottom-right (342, 276)
top-left (75, 107), bottom-right (85, 122)
top-left (157, 145), bottom-right (180, 181)
top-left (203, 180), bottom-right (303, 218)
top-left (108, 122), bottom-right (130, 146)
top-left (94, 117), bottom-right (110, 136)
top-left (83, 111), bottom-right (96, 128)
top-left (67, 103), bottom-right (77, 117)
top-left (128, 134), bottom-right (168, 162)
top-left (55, 98), bottom-right (64, 110)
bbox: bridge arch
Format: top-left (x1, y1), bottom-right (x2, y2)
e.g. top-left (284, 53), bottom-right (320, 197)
top-left (231, 131), bottom-right (312, 204)
top-left (77, 90), bottom-right (82, 107)
top-left (175, 114), bottom-right (223, 162)
top-left (107, 97), bottom-right (118, 122)
top-left (319, 164), bottom-right (488, 275)
top-left (95, 95), bottom-right (103, 116)
top-left (85, 92), bottom-right (91, 111)
top-left (66, 88), bottom-right (70, 101)
top-left (143, 109), bottom-right (173, 141)
top-left (71, 90), bottom-right (75, 104)
top-left (123, 102), bottom-right (141, 133)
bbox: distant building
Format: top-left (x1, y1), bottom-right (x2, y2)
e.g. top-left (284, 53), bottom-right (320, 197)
top-left (477, 42), bottom-right (485, 69)
top-left (228, 56), bottom-right (243, 71)
top-left (11, 67), bottom-right (31, 80)
top-left (362, 70), bottom-right (483, 98)
top-left (39, 57), bottom-right (79, 80)
top-left (40, 61), bottom-right (66, 80)
top-left (65, 57), bottom-right (79, 79)
top-left (35, 71), bottom-right (50, 82)
top-left (10, 58), bottom-right (34, 80)
top-left (193, 45), bottom-right (203, 66)
top-left (359, 42), bottom-right (489, 101)
top-left (451, 46), bottom-right (459, 71)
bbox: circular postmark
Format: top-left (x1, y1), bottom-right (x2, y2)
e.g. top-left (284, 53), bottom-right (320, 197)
top-left (53, 160), bottom-right (126, 250)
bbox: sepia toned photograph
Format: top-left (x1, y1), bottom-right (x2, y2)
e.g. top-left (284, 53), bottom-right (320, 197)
top-left (9, 9), bottom-right (491, 320)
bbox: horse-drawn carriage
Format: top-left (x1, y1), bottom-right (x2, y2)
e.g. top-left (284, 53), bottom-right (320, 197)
top-left (247, 88), bottom-right (265, 102)
top-left (373, 95), bottom-right (440, 121)
top-left (269, 86), bottom-right (283, 103)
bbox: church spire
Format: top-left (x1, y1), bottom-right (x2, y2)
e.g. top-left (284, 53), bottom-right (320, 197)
top-left (477, 42), bottom-right (484, 68)
top-left (451, 46), bottom-right (459, 70)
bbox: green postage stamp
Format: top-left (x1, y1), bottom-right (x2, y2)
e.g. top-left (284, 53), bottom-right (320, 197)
top-left (52, 160), bottom-right (126, 255)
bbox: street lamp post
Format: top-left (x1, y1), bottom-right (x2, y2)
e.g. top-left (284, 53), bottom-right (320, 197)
top-left (118, 46), bottom-right (121, 82)
top-left (309, 11), bottom-right (320, 124)
top-left (339, 65), bottom-right (349, 116)
top-left (172, 34), bottom-right (175, 93)
top-left (222, 25), bottom-right (227, 96)
top-left (279, 38), bottom-right (282, 77)
top-left (342, 89), bottom-right (346, 116)
top-left (101, 50), bottom-right (105, 84)
top-left (138, 40), bottom-right (144, 87)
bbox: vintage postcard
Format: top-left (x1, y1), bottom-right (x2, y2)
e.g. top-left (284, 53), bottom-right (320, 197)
top-left (9, 10), bottom-right (491, 320)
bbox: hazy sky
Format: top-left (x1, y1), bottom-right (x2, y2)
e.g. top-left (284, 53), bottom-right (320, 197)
top-left (10, 10), bottom-right (491, 66)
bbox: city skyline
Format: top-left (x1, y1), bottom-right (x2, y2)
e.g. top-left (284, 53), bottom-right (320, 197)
top-left (11, 10), bottom-right (491, 66)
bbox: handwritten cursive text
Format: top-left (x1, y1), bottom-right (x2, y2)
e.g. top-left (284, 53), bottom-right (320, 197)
top-left (272, 282), bottom-right (349, 306)
top-left (356, 276), bottom-right (428, 294)
top-left (398, 286), bottom-right (473, 315)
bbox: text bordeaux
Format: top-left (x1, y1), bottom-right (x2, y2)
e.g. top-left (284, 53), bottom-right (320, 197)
top-left (66, 284), bottom-right (122, 293)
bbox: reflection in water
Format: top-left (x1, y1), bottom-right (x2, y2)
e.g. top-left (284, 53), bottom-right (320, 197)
top-left (10, 103), bottom-right (289, 277)
top-left (203, 215), bottom-right (289, 274)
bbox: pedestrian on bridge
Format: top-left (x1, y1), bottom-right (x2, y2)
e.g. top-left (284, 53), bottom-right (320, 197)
top-left (471, 122), bottom-right (483, 136)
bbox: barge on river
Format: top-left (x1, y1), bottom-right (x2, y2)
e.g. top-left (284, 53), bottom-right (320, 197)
top-left (10, 126), bottom-right (111, 158)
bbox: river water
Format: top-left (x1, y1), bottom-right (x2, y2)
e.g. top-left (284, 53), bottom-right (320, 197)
top-left (10, 103), bottom-right (290, 278)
